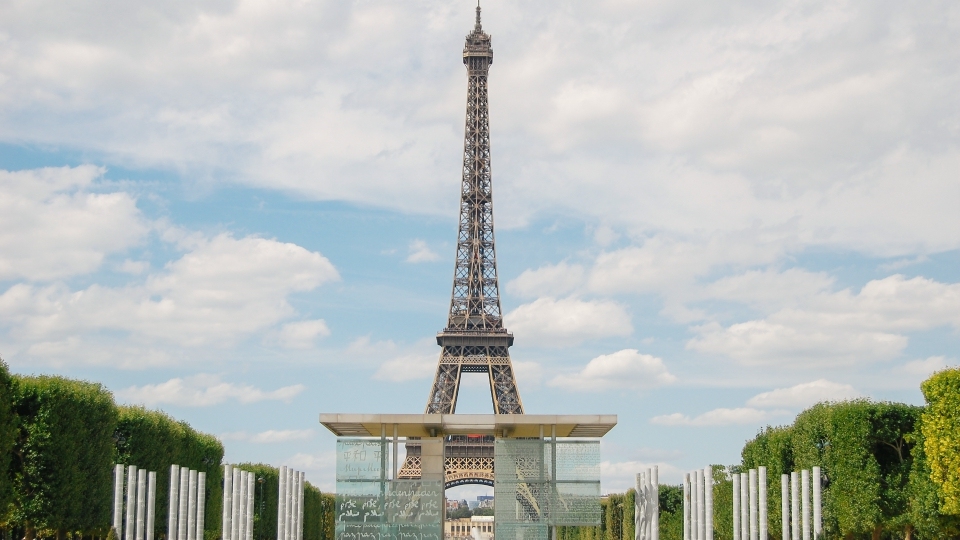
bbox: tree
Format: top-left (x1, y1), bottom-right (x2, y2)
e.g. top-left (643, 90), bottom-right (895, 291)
top-left (10, 376), bottom-right (118, 538)
top-left (920, 368), bottom-right (960, 515)
top-left (115, 406), bottom-right (224, 540)
top-left (0, 358), bottom-right (15, 521)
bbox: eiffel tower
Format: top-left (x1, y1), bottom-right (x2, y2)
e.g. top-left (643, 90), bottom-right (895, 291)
top-left (398, 4), bottom-right (523, 488)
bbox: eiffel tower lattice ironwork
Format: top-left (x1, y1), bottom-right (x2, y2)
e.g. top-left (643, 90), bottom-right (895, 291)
top-left (398, 5), bottom-right (523, 488)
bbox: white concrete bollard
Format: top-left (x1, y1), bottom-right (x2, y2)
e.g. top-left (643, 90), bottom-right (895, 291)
top-left (299, 471), bottom-right (305, 540)
top-left (758, 467), bottom-right (767, 540)
top-left (114, 464), bottom-right (125, 537)
top-left (278, 466), bottom-right (287, 540)
top-left (749, 469), bottom-right (757, 540)
top-left (740, 473), bottom-right (749, 540)
top-left (689, 470), bottom-right (696, 540)
top-left (636, 473), bottom-right (644, 540)
top-left (781, 474), bottom-right (789, 540)
top-left (812, 467), bottom-right (822, 540)
top-left (126, 465), bottom-right (138, 540)
top-left (196, 471), bottom-right (206, 540)
top-left (683, 473), bottom-right (690, 540)
top-left (290, 471), bottom-right (298, 540)
top-left (652, 466), bottom-right (660, 540)
top-left (732, 473), bottom-right (741, 540)
top-left (178, 467), bottom-right (189, 540)
top-left (222, 465), bottom-right (233, 540)
top-left (246, 473), bottom-right (257, 540)
top-left (136, 469), bottom-right (147, 540)
top-left (288, 468), bottom-right (296, 540)
top-left (147, 471), bottom-right (157, 540)
top-left (170, 465), bottom-right (181, 540)
top-left (697, 469), bottom-right (706, 540)
top-left (238, 470), bottom-right (247, 540)
top-left (188, 470), bottom-right (198, 540)
top-left (232, 468), bottom-right (242, 540)
top-left (801, 470), bottom-right (810, 540)
top-left (704, 466), bottom-right (713, 540)
top-left (790, 472), bottom-right (799, 540)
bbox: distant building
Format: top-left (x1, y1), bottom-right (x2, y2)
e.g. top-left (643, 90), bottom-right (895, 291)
top-left (445, 516), bottom-right (494, 540)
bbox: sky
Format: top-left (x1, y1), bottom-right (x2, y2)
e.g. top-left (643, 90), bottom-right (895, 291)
top-left (0, 0), bottom-right (958, 499)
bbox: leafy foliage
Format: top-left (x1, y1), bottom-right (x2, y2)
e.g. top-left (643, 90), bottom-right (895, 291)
top-left (9, 376), bottom-right (118, 535)
top-left (115, 406), bottom-right (224, 539)
top-left (921, 368), bottom-right (960, 515)
top-left (0, 359), bottom-right (15, 520)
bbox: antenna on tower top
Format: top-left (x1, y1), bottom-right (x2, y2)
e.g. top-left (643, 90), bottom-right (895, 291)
top-left (475, 1), bottom-right (482, 30)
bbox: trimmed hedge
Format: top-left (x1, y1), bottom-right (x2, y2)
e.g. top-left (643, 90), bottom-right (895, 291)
top-left (0, 360), bottom-right (14, 518)
top-left (921, 368), bottom-right (960, 515)
top-left (9, 376), bottom-right (118, 537)
top-left (235, 463), bottom-right (334, 540)
top-left (115, 406), bottom-right (225, 540)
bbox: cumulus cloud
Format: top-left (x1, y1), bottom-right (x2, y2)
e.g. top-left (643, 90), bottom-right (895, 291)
top-left (374, 353), bottom-right (438, 382)
top-left (507, 262), bottom-right (585, 299)
top-left (0, 166), bottom-right (148, 281)
top-left (550, 349), bottom-right (675, 392)
top-left (688, 275), bottom-right (960, 366)
top-left (222, 429), bottom-right (316, 443)
top-left (278, 319), bottom-right (331, 349)
top-left (116, 374), bottom-right (305, 407)
top-left (504, 297), bottom-right (632, 346)
top-left (406, 240), bottom-right (441, 263)
top-left (0, 233), bottom-right (340, 350)
top-left (651, 408), bottom-right (785, 427)
top-left (746, 379), bottom-right (863, 409)
top-left (601, 460), bottom-right (684, 492)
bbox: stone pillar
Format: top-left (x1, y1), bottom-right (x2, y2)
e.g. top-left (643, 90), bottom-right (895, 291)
top-left (222, 465), bottom-right (233, 540)
top-left (636, 473), bottom-right (644, 540)
top-left (196, 472), bottom-right (206, 540)
top-left (278, 466), bottom-right (287, 540)
top-left (247, 472), bottom-right (256, 540)
top-left (683, 473), bottom-right (690, 540)
top-left (147, 471), bottom-right (157, 540)
top-left (790, 472), bottom-right (799, 540)
top-left (114, 464), bottom-right (125, 536)
top-left (232, 467), bottom-right (242, 540)
top-left (801, 470), bottom-right (810, 540)
top-left (178, 467), bottom-right (189, 540)
top-left (238, 470), bottom-right (247, 540)
top-left (739, 473), bottom-right (748, 540)
top-left (136, 469), bottom-right (147, 540)
top-left (812, 467), bottom-right (822, 540)
top-left (291, 471), bottom-right (299, 540)
top-left (749, 469), bottom-right (757, 540)
top-left (758, 467), bottom-right (767, 540)
top-left (170, 465), bottom-right (181, 540)
top-left (188, 470), bottom-right (197, 540)
top-left (652, 466), bottom-right (659, 540)
top-left (732, 473), bottom-right (741, 540)
top-left (691, 471), bottom-right (698, 540)
top-left (697, 469), bottom-right (706, 540)
top-left (780, 474), bottom-right (789, 540)
top-left (126, 465), bottom-right (138, 540)
top-left (704, 466), bottom-right (713, 540)
top-left (299, 472), bottom-right (305, 540)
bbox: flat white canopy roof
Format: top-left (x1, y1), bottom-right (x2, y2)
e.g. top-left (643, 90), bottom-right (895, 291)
top-left (319, 413), bottom-right (617, 438)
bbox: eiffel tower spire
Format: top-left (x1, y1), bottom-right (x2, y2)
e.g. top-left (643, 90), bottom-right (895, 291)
top-left (424, 5), bottom-right (524, 415)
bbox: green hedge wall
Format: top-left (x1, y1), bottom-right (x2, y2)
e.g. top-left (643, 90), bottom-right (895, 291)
top-left (115, 406), bottom-right (225, 540)
top-left (0, 360), bottom-right (14, 519)
top-left (9, 375), bottom-right (118, 537)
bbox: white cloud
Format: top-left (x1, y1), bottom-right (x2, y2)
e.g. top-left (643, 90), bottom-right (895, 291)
top-left (600, 460), bottom-right (684, 493)
top-left (406, 239), bottom-right (441, 263)
top-left (116, 374), bottom-right (305, 407)
top-left (278, 319), bottom-right (331, 349)
top-left (550, 349), bottom-right (675, 392)
top-left (222, 429), bottom-right (316, 443)
top-left (0, 233), bottom-right (340, 351)
top-left (746, 379), bottom-right (863, 409)
top-left (651, 408), bottom-right (785, 427)
top-left (504, 297), bottom-right (632, 346)
top-left (688, 275), bottom-right (960, 366)
top-left (506, 262), bottom-right (585, 299)
top-left (0, 166), bottom-right (148, 281)
top-left (374, 353), bottom-right (437, 382)
top-left (900, 356), bottom-right (955, 377)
